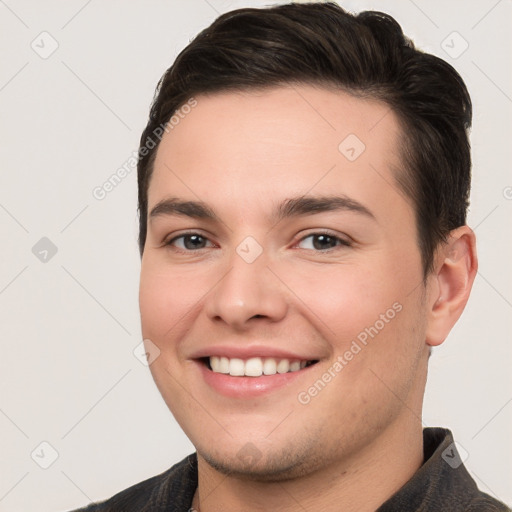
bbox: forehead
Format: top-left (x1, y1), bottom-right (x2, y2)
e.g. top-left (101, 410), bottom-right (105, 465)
top-left (148, 84), bottom-right (408, 217)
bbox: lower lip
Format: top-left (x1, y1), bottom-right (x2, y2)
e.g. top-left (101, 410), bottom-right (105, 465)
top-left (195, 360), bottom-right (316, 398)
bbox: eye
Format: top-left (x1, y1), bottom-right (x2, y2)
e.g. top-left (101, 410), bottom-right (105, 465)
top-left (166, 233), bottom-right (214, 251)
top-left (297, 233), bottom-right (351, 251)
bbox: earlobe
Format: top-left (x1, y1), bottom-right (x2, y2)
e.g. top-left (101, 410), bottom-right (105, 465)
top-left (425, 226), bottom-right (478, 347)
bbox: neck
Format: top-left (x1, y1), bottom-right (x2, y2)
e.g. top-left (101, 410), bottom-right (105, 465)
top-left (192, 418), bottom-right (424, 512)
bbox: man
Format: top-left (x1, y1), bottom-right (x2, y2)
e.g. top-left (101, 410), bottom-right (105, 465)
top-left (73, 2), bottom-right (510, 511)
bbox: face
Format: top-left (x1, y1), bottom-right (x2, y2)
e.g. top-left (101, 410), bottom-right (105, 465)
top-left (139, 84), bottom-right (431, 480)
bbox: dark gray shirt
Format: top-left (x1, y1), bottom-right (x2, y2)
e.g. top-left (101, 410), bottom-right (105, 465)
top-left (71, 428), bottom-right (510, 511)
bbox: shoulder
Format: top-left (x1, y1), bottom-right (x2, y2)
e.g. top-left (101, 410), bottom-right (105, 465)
top-left (465, 494), bottom-right (512, 512)
top-left (68, 453), bottom-right (198, 512)
top-left (423, 428), bottom-right (511, 511)
top-left (379, 428), bottom-right (511, 511)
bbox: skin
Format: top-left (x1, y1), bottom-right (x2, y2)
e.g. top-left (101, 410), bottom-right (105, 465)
top-left (139, 84), bottom-right (477, 511)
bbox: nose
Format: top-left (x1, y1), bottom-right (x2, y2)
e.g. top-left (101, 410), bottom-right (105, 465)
top-left (204, 248), bottom-right (288, 330)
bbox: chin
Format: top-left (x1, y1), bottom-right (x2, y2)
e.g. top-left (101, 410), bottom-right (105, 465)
top-left (198, 441), bottom-right (326, 482)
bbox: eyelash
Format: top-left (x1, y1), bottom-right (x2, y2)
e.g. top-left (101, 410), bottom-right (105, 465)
top-left (164, 231), bottom-right (216, 253)
top-left (164, 230), bottom-right (352, 253)
top-left (296, 231), bottom-right (352, 252)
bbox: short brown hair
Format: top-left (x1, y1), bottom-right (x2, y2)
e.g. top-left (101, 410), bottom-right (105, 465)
top-left (136, 2), bottom-right (472, 276)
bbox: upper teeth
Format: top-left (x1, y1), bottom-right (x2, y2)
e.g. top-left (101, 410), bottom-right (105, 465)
top-left (209, 356), bottom-right (309, 377)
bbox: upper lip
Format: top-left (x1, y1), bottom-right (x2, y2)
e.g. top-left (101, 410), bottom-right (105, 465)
top-left (189, 345), bottom-right (321, 361)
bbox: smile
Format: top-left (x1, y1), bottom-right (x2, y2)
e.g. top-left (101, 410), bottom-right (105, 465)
top-left (206, 356), bottom-right (318, 377)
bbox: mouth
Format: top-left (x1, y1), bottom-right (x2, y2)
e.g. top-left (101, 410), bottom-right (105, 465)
top-left (191, 348), bottom-right (323, 398)
top-left (201, 356), bottom-right (319, 377)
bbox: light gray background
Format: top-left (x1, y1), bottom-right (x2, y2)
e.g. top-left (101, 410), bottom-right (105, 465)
top-left (1, 1), bottom-right (511, 510)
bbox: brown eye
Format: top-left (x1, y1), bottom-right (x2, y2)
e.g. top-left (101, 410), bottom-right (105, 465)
top-left (168, 234), bottom-right (212, 250)
top-left (297, 233), bottom-right (350, 251)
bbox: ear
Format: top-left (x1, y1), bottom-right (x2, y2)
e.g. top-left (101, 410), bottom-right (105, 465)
top-left (425, 226), bottom-right (478, 347)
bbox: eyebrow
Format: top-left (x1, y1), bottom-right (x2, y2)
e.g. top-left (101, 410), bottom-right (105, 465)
top-left (148, 195), bottom-right (375, 223)
top-left (275, 195), bottom-right (375, 222)
top-left (149, 198), bottom-right (219, 222)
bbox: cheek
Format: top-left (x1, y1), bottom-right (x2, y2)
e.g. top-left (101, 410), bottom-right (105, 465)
top-left (139, 268), bottom-right (170, 339)
top-left (139, 260), bottom-right (200, 344)
top-left (283, 262), bottom-right (395, 346)
top-left (281, 252), bottom-right (424, 377)
top-left (138, 262), bottom-right (202, 413)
